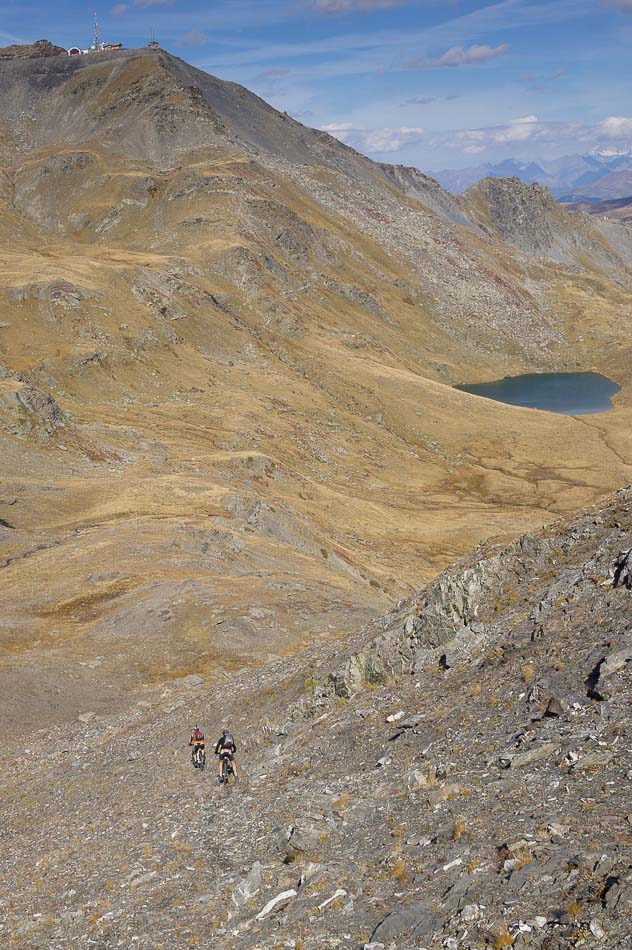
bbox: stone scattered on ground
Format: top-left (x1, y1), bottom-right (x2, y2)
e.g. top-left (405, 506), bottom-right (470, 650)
top-left (1, 487), bottom-right (632, 947)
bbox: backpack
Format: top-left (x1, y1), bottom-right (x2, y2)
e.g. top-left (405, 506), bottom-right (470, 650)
top-left (223, 732), bottom-right (234, 748)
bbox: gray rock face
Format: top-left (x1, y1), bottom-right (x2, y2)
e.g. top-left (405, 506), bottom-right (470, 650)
top-left (379, 163), bottom-right (473, 227)
top-left (462, 175), bottom-right (632, 272)
top-left (0, 382), bottom-right (64, 437)
top-left (371, 898), bottom-right (438, 942)
top-left (232, 861), bottom-right (263, 907)
top-left (0, 40), bottom-right (66, 60)
top-left (613, 549), bottom-right (632, 589)
top-left (587, 632), bottom-right (632, 699)
top-left (497, 741), bottom-right (558, 769)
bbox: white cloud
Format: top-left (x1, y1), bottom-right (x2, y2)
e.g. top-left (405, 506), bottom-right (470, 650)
top-left (604, 0), bottom-right (632, 10)
top-left (598, 116), bottom-right (632, 137)
top-left (406, 43), bottom-right (510, 69)
top-left (493, 114), bottom-right (540, 143)
top-left (308, 0), bottom-right (406, 13)
top-left (364, 126), bottom-right (425, 151)
top-left (437, 115), bottom-right (632, 161)
top-left (317, 113), bottom-right (632, 163)
top-left (110, 3), bottom-right (128, 15)
top-left (402, 93), bottom-right (463, 106)
top-left (455, 129), bottom-right (485, 144)
top-left (320, 123), bottom-right (424, 152)
top-left (320, 123), bottom-right (354, 142)
top-left (132, 0), bottom-right (173, 7)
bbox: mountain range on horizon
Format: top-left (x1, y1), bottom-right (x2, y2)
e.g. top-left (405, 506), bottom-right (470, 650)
top-left (431, 148), bottom-right (632, 200)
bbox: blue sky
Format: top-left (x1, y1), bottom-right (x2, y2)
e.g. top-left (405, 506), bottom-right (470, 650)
top-left (2, 0), bottom-right (632, 170)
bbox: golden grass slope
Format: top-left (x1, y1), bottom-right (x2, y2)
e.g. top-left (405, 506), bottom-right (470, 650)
top-left (1, 51), bottom-right (632, 732)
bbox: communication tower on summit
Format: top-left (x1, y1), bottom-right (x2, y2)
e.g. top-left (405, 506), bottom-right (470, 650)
top-left (68, 9), bottom-right (124, 55)
top-left (92, 11), bottom-right (100, 51)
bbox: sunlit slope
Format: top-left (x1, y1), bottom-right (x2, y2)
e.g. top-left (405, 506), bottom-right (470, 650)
top-left (1, 46), bottom-right (632, 729)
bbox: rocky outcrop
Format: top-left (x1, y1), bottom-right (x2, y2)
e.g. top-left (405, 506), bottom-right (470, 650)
top-left (0, 40), bottom-right (66, 60)
top-left (462, 175), bottom-right (632, 271)
top-left (0, 380), bottom-right (64, 436)
top-left (328, 486), bottom-right (632, 701)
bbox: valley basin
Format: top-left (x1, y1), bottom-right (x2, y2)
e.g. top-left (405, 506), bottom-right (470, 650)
top-left (455, 372), bottom-right (621, 415)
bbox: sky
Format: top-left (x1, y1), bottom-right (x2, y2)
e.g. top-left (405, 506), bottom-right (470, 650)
top-left (2, 0), bottom-right (632, 171)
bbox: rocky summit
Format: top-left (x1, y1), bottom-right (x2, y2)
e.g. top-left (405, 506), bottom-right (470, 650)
top-left (0, 39), bottom-right (632, 949)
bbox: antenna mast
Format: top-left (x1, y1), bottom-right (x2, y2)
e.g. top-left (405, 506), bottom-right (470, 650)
top-left (93, 11), bottom-right (100, 50)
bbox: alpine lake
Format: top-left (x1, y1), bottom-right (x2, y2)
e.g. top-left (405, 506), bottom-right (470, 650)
top-left (455, 372), bottom-right (620, 416)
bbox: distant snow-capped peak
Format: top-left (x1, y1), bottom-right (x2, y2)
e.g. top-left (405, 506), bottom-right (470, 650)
top-left (589, 146), bottom-right (632, 160)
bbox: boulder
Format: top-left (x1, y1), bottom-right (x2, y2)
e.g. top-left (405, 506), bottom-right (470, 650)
top-left (613, 549), bottom-right (632, 589)
top-left (498, 741), bottom-right (557, 769)
top-left (232, 861), bottom-right (263, 907)
top-left (543, 697), bottom-right (568, 718)
top-left (330, 654), bottom-right (364, 699)
top-left (256, 888), bottom-right (297, 920)
top-left (370, 898), bottom-right (439, 941)
top-left (279, 818), bottom-right (324, 862)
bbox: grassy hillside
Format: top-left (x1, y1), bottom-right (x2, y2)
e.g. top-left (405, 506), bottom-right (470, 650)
top-left (1, 46), bottom-right (632, 730)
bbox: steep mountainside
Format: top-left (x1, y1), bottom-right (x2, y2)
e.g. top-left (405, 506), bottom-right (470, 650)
top-left (1, 487), bottom-right (631, 948)
top-left (0, 45), bottom-right (382, 175)
top-left (2, 43), bottom-right (632, 731)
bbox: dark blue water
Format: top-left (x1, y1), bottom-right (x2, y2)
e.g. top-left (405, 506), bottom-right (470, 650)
top-left (456, 372), bottom-right (620, 415)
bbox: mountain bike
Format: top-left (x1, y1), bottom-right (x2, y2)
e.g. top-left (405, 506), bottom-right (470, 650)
top-left (192, 745), bottom-right (206, 770)
top-left (219, 754), bottom-right (235, 784)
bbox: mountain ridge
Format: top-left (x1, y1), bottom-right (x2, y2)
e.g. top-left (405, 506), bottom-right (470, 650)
top-left (0, 44), bottom-right (387, 179)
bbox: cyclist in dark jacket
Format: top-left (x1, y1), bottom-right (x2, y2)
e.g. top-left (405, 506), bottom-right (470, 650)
top-left (215, 728), bottom-right (238, 779)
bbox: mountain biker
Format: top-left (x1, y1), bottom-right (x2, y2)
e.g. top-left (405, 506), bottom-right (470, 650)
top-left (215, 728), bottom-right (238, 780)
top-left (189, 725), bottom-right (205, 765)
